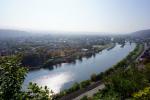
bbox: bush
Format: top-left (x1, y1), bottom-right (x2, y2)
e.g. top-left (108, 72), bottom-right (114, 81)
top-left (144, 63), bottom-right (150, 82)
top-left (23, 82), bottom-right (53, 100)
top-left (96, 72), bottom-right (104, 80)
top-left (104, 66), bottom-right (147, 98)
top-left (80, 80), bottom-right (91, 88)
top-left (71, 82), bottom-right (80, 91)
top-left (90, 73), bottom-right (97, 82)
top-left (54, 91), bottom-right (66, 99)
top-left (66, 82), bottom-right (80, 94)
top-left (80, 95), bottom-right (88, 100)
top-left (132, 87), bottom-right (150, 100)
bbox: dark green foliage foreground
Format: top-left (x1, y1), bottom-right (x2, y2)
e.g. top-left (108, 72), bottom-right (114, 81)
top-left (0, 56), bottom-right (53, 100)
top-left (99, 66), bottom-right (147, 99)
top-left (81, 64), bottom-right (150, 100)
top-left (0, 56), bottom-right (27, 99)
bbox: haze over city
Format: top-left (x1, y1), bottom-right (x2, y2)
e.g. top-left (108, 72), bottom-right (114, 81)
top-left (0, 0), bottom-right (150, 34)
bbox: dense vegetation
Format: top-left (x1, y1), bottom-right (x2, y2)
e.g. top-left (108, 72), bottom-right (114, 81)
top-left (0, 56), bottom-right (53, 100)
top-left (80, 43), bottom-right (150, 100)
top-left (89, 62), bottom-right (150, 100)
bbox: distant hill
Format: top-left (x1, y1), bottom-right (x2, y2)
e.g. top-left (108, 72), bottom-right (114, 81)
top-left (0, 29), bottom-right (33, 39)
top-left (131, 29), bottom-right (150, 38)
top-left (1, 29), bottom-right (150, 39)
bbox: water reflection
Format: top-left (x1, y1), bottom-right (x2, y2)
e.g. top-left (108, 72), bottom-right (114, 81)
top-left (34, 72), bottom-right (74, 93)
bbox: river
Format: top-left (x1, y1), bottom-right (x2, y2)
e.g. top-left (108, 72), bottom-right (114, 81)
top-left (23, 42), bottom-right (136, 93)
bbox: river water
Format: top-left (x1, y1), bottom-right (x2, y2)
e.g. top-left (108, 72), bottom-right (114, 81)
top-left (23, 42), bottom-right (136, 93)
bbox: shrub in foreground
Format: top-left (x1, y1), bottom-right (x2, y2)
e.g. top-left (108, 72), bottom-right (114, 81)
top-left (80, 80), bottom-right (91, 88)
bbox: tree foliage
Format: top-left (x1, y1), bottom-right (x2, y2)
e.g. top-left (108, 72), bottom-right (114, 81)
top-left (132, 87), bottom-right (150, 100)
top-left (0, 56), bottom-right (53, 100)
top-left (0, 56), bottom-right (27, 100)
top-left (104, 66), bottom-right (147, 98)
top-left (21, 83), bottom-right (53, 100)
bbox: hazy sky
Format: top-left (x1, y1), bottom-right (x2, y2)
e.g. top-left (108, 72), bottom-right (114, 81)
top-left (0, 0), bottom-right (150, 33)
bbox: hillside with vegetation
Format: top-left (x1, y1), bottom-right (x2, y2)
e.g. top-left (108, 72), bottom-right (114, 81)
top-left (131, 29), bottom-right (150, 38)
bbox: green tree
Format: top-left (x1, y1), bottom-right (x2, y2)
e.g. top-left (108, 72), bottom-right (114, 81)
top-left (104, 66), bottom-right (147, 98)
top-left (0, 56), bottom-right (27, 100)
top-left (91, 73), bottom-right (97, 82)
top-left (144, 63), bottom-right (150, 82)
top-left (132, 87), bottom-right (150, 100)
top-left (22, 82), bottom-right (53, 100)
top-left (0, 56), bottom-right (53, 100)
top-left (80, 80), bottom-right (91, 88)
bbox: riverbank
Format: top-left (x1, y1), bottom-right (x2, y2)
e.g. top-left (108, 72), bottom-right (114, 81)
top-left (26, 43), bottom-right (114, 70)
top-left (59, 82), bottom-right (104, 100)
top-left (107, 43), bottom-right (116, 50)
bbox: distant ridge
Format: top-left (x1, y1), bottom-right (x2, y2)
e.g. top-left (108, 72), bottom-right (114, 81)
top-left (0, 29), bottom-right (32, 39)
top-left (1, 29), bottom-right (150, 39)
top-left (131, 29), bottom-right (150, 38)
top-left (0, 29), bottom-right (113, 38)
